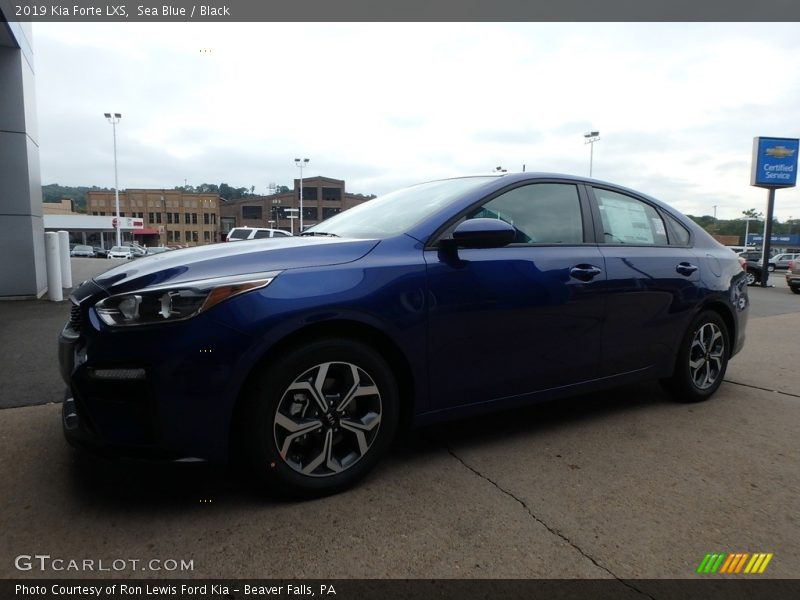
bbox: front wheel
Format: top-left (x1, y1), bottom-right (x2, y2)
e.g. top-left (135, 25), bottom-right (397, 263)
top-left (790, 286), bottom-right (800, 295)
top-left (662, 311), bottom-right (729, 403)
top-left (239, 338), bottom-right (399, 497)
top-left (768, 264), bottom-right (775, 272)
top-left (745, 270), bottom-right (757, 285)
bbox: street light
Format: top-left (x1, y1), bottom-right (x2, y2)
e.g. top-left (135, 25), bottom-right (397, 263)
top-left (104, 112), bottom-right (122, 246)
top-left (294, 158), bottom-right (310, 232)
top-left (583, 130), bottom-right (600, 177)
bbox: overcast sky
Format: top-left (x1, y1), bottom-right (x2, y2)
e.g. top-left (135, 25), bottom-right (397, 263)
top-left (33, 22), bottom-right (800, 221)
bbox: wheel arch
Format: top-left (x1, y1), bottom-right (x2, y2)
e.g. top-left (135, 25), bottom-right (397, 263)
top-left (229, 319), bottom-right (418, 456)
top-left (696, 299), bottom-right (737, 358)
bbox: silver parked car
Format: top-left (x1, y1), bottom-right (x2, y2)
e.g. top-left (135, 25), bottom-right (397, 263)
top-left (768, 253), bottom-right (799, 271)
top-left (70, 245), bottom-right (95, 258)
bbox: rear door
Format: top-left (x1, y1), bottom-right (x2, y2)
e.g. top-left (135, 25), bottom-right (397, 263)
top-left (586, 186), bottom-right (700, 377)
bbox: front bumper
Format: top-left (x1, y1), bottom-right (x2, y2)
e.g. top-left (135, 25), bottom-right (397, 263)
top-left (57, 295), bottom-right (257, 464)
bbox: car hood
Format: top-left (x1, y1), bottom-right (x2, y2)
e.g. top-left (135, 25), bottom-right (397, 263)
top-left (92, 236), bottom-right (380, 295)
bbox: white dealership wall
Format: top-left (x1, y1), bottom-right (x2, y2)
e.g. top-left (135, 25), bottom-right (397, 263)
top-left (0, 10), bottom-right (44, 298)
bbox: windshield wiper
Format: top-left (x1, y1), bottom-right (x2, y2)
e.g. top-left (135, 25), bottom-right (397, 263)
top-left (299, 231), bottom-right (339, 237)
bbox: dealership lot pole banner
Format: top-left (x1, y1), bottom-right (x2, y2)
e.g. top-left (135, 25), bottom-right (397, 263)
top-left (750, 136), bottom-right (800, 285)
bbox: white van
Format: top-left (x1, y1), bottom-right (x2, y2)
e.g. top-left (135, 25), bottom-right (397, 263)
top-left (225, 227), bottom-right (292, 242)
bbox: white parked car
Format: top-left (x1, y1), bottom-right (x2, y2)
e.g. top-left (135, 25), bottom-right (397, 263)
top-left (107, 246), bottom-right (134, 259)
top-left (225, 227), bottom-right (292, 242)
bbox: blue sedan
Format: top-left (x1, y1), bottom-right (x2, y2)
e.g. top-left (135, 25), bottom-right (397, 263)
top-left (59, 173), bottom-right (748, 496)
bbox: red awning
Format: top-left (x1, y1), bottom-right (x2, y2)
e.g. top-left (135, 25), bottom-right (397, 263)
top-left (134, 229), bottom-right (161, 235)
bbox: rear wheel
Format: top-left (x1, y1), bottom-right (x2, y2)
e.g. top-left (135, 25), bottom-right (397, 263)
top-left (745, 270), bottom-right (757, 285)
top-left (239, 338), bottom-right (399, 497)
top-left (663, 311), bottom-right (729, 403)
top-left (790, 286), bottom-right (800, 295)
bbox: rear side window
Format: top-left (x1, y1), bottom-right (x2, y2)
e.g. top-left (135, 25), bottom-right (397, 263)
top-left (253, 230), bottom-right (272, 239)
top-left (228, 229), bottom-right (250, 240)
top-left (662, 211), bottom-right (691, 246)
top-left (594, 188), bottom-right (668, 246)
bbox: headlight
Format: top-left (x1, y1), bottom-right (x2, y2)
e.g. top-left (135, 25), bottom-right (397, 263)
top-left (94, 271), bottom-right (280, 327)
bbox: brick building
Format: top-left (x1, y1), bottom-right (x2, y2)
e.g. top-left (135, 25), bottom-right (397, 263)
top-left (219, 176), bottom-right (374, 235)
top-left (86, 189), bottom-right (220, 246)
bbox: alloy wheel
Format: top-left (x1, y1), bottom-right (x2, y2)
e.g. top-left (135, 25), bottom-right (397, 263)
top-left (273, 361), bottom-right (382, 477)
top-left (688, 322), bottom-right (726, 390)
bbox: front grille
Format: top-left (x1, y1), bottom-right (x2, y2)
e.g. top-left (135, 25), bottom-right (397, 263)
top-left (69, 301), bottom-right (82, 334)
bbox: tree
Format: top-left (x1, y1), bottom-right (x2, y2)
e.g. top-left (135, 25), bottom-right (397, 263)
top-left (742, 208), bottom-right (763, 219)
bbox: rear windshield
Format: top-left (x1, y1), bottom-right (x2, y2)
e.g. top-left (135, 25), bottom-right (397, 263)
top-left (228, 229), bottom-right (251, 240)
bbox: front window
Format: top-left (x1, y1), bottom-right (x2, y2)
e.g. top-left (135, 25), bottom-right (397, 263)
top-left (303, 177), bottom-right (496, 239)
top-left (466, 183), bottom-right (584, 244)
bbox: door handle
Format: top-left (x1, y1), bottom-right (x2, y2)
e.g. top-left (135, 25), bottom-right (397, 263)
top-left (676, 262), bottom-right (698, 276)
top-left (570, 265), bottom-right (602, 281)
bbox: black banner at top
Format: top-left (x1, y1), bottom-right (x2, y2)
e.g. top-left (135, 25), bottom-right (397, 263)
top-left (3, 0), bottom-right (800, 22)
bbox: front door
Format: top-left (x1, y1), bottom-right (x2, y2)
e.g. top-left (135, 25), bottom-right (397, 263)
top-left (424, 182), bottom-right (607, 410)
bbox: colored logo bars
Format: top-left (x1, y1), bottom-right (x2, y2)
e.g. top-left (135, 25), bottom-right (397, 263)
top-left (697, 552), bottom-right (773, 574)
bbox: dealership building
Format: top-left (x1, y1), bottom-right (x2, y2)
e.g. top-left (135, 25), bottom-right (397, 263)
top-left (1, 14), bottom-right (43, 298)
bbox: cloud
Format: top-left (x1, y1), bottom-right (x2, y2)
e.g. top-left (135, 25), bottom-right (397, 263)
top-left (32, 22), bottom-right (800, 219)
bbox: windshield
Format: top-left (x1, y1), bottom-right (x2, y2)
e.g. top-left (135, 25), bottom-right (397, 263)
top-left (302, 177), bottom-right (496, 239)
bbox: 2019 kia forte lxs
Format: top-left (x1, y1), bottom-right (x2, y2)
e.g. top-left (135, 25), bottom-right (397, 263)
top-left (59, 173), bottom-right (748, 496)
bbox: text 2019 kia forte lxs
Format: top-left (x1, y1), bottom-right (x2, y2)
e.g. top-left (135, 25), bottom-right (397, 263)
top-left (59, 173), bottom-right (748, 496)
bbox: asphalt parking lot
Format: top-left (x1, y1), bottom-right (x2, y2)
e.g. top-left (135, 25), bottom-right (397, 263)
top-left (1, 259), bottom-right (798, 582)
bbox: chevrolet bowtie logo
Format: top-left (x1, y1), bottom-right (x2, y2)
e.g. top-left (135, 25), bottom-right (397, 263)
top-left (765, 146), bottom-right (795, 159)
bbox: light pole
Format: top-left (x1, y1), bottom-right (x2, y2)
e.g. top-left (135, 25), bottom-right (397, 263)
top-left (583, 131), bottom-right (600, 177)
top-left (740, 216), bottom-right (759, 248)
top-left (295, 158), bottom-right (309, 232)
top-left (104, 113), bottom-right (122, 246)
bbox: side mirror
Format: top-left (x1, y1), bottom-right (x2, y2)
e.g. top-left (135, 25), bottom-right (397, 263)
top-left (449, 218), bottom-right (516, 249)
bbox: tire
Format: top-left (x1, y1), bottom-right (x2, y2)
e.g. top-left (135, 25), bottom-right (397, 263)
top-left (662, 310), bottom-right (729, 403)
top-left (745, 270), bottom-right (757, 285)
top-left (790, 286), bottom-right (800, 295)
top-left (238, 338), bottom-right (399, 497)
top-left (768, 264), bottom-right (775, 272)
